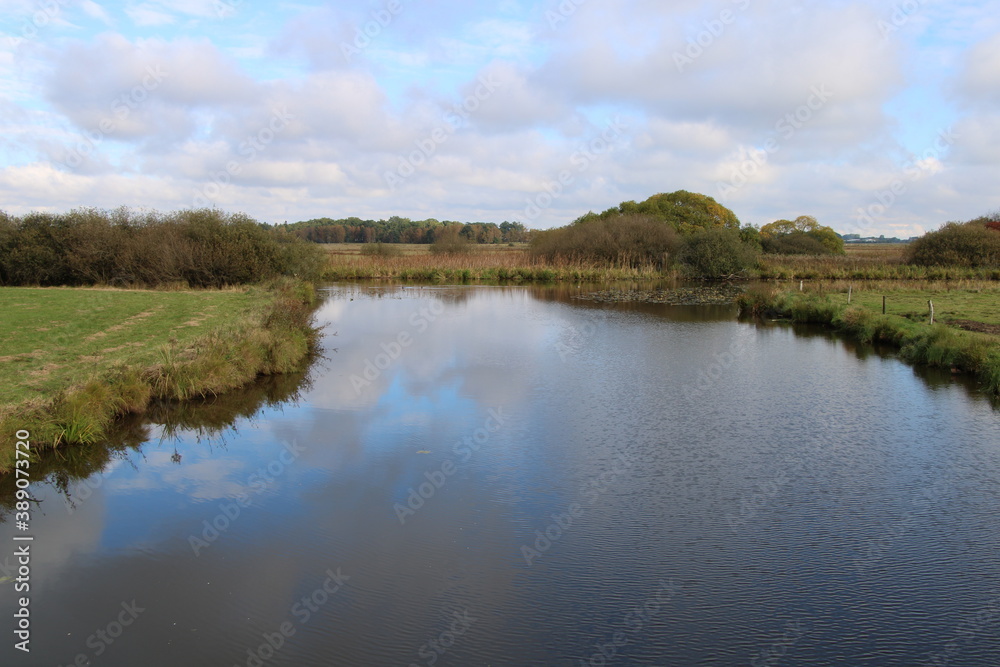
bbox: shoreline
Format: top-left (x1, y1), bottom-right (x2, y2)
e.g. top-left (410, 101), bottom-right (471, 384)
top-left (738, 289), bottom-right (1000, 398)
top-left (0, 279), bottom-right (320, 474)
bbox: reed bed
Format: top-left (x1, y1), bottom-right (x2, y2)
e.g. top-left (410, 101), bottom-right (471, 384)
top-left (321, 245), bottom-right (669, 282)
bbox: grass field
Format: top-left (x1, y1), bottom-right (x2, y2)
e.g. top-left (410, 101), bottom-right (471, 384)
top-left (0, 287), bottom-right (256, 407)
top-left (0, 281), bottom-right (317, 472)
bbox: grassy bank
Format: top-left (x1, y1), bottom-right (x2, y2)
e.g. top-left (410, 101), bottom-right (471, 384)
top-left (0, 279), bottom-right (318, 472)
top-left (738, 283), bottom-right (1000, 397)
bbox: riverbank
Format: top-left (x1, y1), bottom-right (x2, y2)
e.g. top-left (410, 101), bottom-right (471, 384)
top-left (738, 284), bottom-right (1000, 397)
top-left (0, 279), bottom-right (319, 473)
top-left (321, 242), bottom-right (1000, 283)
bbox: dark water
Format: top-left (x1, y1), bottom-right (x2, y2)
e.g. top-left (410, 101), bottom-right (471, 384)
top-left (3, 284), bottom-right (999, 666)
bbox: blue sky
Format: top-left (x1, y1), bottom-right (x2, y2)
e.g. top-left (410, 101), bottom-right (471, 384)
top-left (1, 0), bottom-right (998, 236)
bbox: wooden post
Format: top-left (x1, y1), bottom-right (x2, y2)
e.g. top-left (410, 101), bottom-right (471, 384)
top-left (848, 286), bottom-right (852, 304)
top-left (882, 296), bottom-right (886, 314)
top-left (929, 300), bottom-right (934, 325)
top-left (799, 280), bottom-right (804, 292)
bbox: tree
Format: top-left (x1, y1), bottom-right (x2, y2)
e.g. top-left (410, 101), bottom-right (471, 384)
top-left (760, 215), bottom-right (844, 254)
top-left (907, 217), bottom-right (1000, 267)
top-left (583, 190), bottom-right (741, 235)
top-left (677, 227), bottom-right (759, 277)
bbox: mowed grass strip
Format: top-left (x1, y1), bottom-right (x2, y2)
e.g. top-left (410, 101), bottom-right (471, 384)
top-left (0, 287), bottom-right (256, 408)
top-left (802, 282), bottom-right (1000, 328)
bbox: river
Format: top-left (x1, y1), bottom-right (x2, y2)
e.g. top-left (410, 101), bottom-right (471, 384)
top-left (2, 284), bottom-right (999, 666)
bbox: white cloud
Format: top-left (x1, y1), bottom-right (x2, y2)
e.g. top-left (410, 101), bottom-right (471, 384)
top-left (80, 0), bottom-right (115, 25)
top-left (125, 3), bottom-right (177, 27)
top-left (0, 0), bottom-right (997, 233)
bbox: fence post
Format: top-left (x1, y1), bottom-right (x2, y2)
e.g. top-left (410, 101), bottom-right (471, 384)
top-left (848, 286), bottom-right (852, 304)
top-left (882, 296), bottom-right (886, 315)
top-left (929, 300), bottom-right (934, 325)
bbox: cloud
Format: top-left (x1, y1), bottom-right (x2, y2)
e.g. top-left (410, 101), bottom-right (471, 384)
top-left (0, 0), bottom-right (997, 234)
top-left (125, 3), bottom-right (177, 27)
top-left (956, 32), bottom-right (1000, 107)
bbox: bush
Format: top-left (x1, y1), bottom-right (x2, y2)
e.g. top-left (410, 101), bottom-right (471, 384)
top-left (360, 242), bottom-right (403, 258)
top-left (761, 232), bottom-right (833, 255)
top-left (530, 214), bottom-right (681, 268)
top-left (760, 216), bottom-right (844, 254)
top-left (907, 219), bottom-right (1000, 267)
top-left (430, 225), bottom-right (472, 255)
top-left (677, 227), bottom-right (759, 277)
top-left (0, 208), bottom-right (325, 287)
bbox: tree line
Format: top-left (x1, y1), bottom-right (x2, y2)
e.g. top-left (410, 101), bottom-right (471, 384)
top-left (286, 217), bottom-right (530, 244)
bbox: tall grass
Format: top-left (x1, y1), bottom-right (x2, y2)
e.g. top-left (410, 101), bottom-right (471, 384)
top-left (755, 245), bottom-right (1000, 280)
top-left (322, 245), bottom-right (669, 282)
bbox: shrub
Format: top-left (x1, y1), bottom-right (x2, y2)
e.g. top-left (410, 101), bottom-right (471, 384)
top-left (360, 242), bottom-right (403, 258)
top-left (0, 208), bottom-right (325, 287)
top-left (677, 227), bottom-right (759, 277)
top-left (530, 213), bottom-right (680, 268)
top-left (430, 225), bottom-right (472, 255)
top-left (906, 219), bottom-right (1000, 267)
top-left (760, 216), bottom-right (844, 254)
top-left (761, 232), bottom-right (832, 255)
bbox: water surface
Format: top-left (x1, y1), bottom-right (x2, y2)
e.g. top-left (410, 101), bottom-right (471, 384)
top-left (2, 284), bottom-right (999, 666)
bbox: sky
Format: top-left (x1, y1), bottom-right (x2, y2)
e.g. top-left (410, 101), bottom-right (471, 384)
top-left (1, 0), bottom-right (998, 236)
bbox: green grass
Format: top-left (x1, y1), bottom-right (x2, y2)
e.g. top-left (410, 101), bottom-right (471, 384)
top-left (739, 287), bottom-right (1000, 397)
top-left (829, 285), bottom-right (1000, 326)
top-left (0, 281), bottom-right (318, 472)
top-left (0, 287), bottom-right (256, 407)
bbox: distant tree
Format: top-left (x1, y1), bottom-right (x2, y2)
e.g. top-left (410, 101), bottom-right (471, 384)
top-left (760, 215), bottom-right (844, 254)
